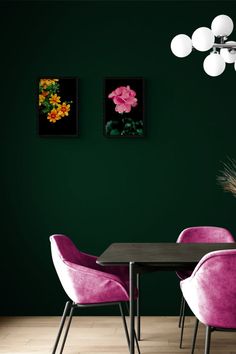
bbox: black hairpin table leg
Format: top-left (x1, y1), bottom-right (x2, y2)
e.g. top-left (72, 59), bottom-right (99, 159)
top-left (129, 262), bottom-right (135, 354)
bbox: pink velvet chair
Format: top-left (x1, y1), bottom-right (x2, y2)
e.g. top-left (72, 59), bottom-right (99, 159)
top-left (50, 234), bottom-right (140, 354)
top-left (181, 249), bottom-right (236, 354)
top-left (176, 226), bottom-right (234, 348)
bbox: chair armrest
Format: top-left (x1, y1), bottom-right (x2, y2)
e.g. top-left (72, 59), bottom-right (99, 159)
top-left (65, 260), bottom-right (125, 285)
top-left (80, 251), bottom-right (129, 281)
top-left (62, 260), bottom-right (129, 304)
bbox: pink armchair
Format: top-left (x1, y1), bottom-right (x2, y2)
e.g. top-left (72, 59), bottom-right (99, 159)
top-left (176, 226), bottom-right (234, 348)
top-left (181, 249), bottom-right (236, 354)
top-left (50, 234), bottom-right (140, 354)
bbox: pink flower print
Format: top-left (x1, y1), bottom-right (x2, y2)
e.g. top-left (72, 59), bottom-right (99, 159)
top-left (108, 85), bottom-right (138, 114)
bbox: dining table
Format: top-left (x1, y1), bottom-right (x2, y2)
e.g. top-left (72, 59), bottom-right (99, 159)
top-left (97, 242), bottom-right (236, 354)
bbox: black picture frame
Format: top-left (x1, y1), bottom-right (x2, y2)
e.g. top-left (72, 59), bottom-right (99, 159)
top-left (38, 77), bottom-right (78, 137)
top-left (104, 77), bottom-right (145, 138)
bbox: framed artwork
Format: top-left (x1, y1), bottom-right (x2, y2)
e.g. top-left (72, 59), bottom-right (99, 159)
top-left (104, 78), bottom-right (145, 137)
top-left (38, 77), bottom-right (78, 136)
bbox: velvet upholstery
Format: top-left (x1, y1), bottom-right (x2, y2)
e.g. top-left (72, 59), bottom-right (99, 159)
top-left (181, 249), bottom-right (236, 329)
top-left (50, 234), bottom-right (131, 304)
top-left (176, 226), bottom-right (234, 280)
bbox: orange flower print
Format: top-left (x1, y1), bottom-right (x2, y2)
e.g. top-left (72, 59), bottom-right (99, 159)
top-left (39, 78), bottom-right (74, 131)
top-left (42, 90), bottom-right (49, 97)
top-left (49, 94), bottom-right (61, 106)
top-left (57, 102), bottom-right (71, 117)
top-left (47, 108), bottom-right (61, 123)
top-left (39, 94), bottom-right (45, 106)
top-left (40, 79), bottom-right (59, 89)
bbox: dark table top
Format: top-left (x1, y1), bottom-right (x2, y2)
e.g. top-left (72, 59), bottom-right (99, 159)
top-left (97, 243), bottom-right (236, 268)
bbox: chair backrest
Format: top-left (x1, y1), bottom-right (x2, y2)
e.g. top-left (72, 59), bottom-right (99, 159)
top-left (50, 234), bottom-right (86, 302)
top-left (50, 234), bottom-right (82, 264)
top-left (176, 226), bottom-right (234, 280)
top-left (177, 226), bottom-right (234, 244)
top-left (184, 249), bottom-right (236, 329)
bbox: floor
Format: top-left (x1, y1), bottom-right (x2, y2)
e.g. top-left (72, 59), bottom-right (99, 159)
top-left (0, 316), bottom-right (235, 354)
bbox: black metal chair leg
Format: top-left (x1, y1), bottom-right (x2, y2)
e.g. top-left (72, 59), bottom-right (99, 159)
top-left (137, 273), bottom-right (141, 340)
top-left (180, 298), bottom-right (186, 329)
top-left (59, 304), bottom-right (75, 354)
top-left (124, 302), bottom-right (141, 354)
top-left (179, 299), bottom-right (186, 348)
top-left (119, 303), bottom-right (130, 347)
top-left (204, 326), bottom-right (212, 354)
top-left (191, 318), bottom-right (199, 354)
top-left (51, 301), bottom-right (71, 354)
top-left (178, 296), bottom-right (184, 328)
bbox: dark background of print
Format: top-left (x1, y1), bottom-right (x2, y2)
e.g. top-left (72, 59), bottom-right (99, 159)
top-left (38, 78), bottom-right (78, 136)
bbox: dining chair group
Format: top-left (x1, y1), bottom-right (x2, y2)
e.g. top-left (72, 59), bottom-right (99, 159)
top-left (49, 228), bottom-right (236, 354)
top-left (50, 234), bottom-right (140, 354)
top-left (176, 226), bottom-right (235, 348)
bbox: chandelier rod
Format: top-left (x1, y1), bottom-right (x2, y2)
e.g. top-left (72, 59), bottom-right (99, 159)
top-left (212, 43), bottom-right (236, 49)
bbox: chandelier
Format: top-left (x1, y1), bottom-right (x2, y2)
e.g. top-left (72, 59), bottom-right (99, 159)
top-left (170, 14), bottom-right (236, 77)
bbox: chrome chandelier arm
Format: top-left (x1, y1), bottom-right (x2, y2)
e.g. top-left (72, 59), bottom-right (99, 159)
top-left (213, 43), bottom-right (236, 49)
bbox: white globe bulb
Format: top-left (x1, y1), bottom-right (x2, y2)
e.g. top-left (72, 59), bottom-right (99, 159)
top-left (211, 15), bottom-right (234, 37)
top-left (220, 41), bottom-right (236, 63)
top-left (170, 34), bottom-right (192, 58)
top-left (192, 27), bottom-right (215, 51)
top-left (203, 52), bottom-right (226, 76)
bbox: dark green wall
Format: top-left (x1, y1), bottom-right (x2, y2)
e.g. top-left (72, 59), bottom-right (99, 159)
top-left (1, 1), bottom-right (236, 315)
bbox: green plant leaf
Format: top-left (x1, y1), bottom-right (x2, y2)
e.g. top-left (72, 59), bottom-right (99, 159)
top-left (110, 129), bottom-right (120, 136)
